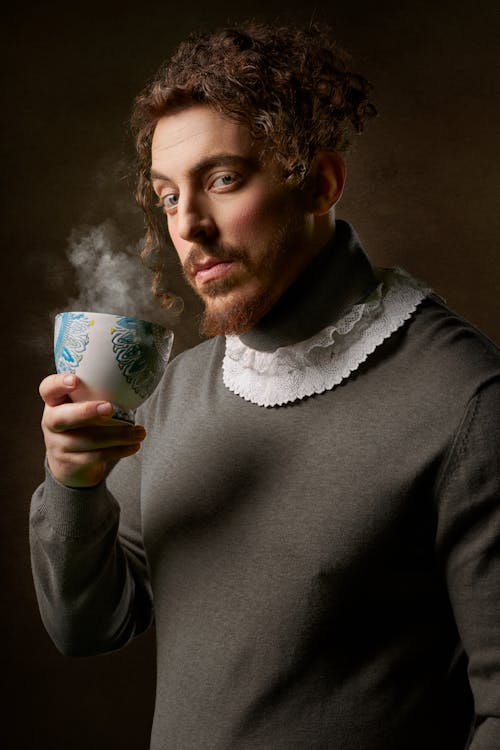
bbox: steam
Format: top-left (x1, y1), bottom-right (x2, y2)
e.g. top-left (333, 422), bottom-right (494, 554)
top-left (64, 219), bottom-right (181, 325)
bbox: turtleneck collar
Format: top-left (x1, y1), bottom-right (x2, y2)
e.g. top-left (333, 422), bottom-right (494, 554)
top-left (222, 222), bottom-right (432, 407)
top-left (238, 220), bottom-right (378, 353)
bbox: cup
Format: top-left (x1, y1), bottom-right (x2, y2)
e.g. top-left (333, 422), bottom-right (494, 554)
top-left (54, 311), bottom-right (174, 422)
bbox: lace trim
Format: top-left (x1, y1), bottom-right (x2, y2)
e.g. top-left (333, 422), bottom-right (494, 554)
top-left (222, 267), bottom-right (431, 407)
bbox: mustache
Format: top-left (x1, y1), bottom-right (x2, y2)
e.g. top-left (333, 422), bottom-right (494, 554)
top-left (183, 243), bottom-right (247, 277)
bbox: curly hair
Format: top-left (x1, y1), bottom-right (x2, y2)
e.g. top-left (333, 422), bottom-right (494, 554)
top-left (130, 21), bottom-right (377, 310)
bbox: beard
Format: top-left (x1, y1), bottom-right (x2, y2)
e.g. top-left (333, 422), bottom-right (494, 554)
top-left (200, 286), bottom-right (273, 337)
top-left (181, 223), bottom-right (302, 337)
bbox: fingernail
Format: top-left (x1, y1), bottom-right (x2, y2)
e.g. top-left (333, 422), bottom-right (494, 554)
top-left (96, 402), bottom-right (113, 415)
top-left (63, 374), bottom-right (76, 386)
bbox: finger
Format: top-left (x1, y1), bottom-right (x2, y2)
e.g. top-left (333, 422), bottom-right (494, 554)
top-left (39, 373), bottom-right (79, 407)
top-left (57, 442), bottom-right (144, 467)
top-left (43, 399), bottom-right (117, 432)
top-left (51, 425), bottom-right (147, 453)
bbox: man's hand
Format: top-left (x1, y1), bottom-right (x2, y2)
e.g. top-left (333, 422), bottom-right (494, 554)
top-left (40, 373), bottom-right (147, 488)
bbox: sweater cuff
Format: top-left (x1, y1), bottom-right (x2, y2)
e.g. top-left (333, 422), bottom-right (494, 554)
top-left (30, 460), bottom-right (120, 539)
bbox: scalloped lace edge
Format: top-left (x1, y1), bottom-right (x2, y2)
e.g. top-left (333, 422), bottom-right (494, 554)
top-left (222, 267), bottom-right (431, 407)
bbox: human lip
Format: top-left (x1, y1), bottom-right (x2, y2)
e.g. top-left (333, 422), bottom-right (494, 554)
top-left (192, 259), bottom-right (234, 284)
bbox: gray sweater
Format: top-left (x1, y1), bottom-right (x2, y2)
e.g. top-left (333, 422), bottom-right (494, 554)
top-left (30, 223), bottom-right (500, 749)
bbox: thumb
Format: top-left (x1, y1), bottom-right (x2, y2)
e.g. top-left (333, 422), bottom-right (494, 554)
top-left (39, 373), bottom-right (79, 407)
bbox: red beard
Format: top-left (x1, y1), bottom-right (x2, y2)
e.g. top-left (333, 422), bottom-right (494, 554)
top-left (182, 242), bottom-right (274, 336)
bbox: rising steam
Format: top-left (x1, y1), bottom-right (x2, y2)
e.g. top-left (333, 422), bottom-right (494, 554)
top-left (64, 219), bottom-right (181, 325)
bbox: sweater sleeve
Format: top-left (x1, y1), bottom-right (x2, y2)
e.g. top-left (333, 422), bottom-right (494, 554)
top-left (29, 447), bottom-right (153, 657)
top-left (436, 377), bottom-right (500, 748)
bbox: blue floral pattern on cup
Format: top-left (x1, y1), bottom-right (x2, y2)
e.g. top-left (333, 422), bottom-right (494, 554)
top-left (54, 313), bottom-right (91, 373)
top-left (111, 317), bottom-right (167, 398)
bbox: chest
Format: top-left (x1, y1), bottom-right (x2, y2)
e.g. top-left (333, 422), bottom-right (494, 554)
top-left (140, 362), bottom-right (447, 606)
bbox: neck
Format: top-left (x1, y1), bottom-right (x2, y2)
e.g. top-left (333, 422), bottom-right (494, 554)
top-left (238, 220), bottom-right (377, 352)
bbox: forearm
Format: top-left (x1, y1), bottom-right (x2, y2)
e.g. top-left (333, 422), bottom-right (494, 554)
top-left (30, 466), bottom-right (153, 656)
top-left (436, 378), bottom-right (500, 746)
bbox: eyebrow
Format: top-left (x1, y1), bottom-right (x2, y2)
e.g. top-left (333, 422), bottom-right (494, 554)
top-left (150, 153), bottom-right (257, 183)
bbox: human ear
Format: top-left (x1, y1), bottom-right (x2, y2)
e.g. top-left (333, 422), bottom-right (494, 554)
top-left (308, 152), bottom-right (346, 215)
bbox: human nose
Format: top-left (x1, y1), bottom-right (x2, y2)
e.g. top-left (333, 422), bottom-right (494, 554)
top-left (176, 193), bottom-right (216, 243)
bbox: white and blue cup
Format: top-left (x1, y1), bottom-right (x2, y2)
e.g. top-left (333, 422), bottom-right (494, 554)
top-left (54, 311), bottom-right (174, 423)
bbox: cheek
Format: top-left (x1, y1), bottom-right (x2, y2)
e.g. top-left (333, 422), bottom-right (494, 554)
top-left (227, 196), bottom-right (282, 239)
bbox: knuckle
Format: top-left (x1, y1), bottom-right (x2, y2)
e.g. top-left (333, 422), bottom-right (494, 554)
top-left (43, 433), bottom-right (57, 454)
top-left (72, 451), bottom-right (95, 467)
top-left (41, 403), bottom-right (54, 425)
top-left (39, 373), bottom-right (56, 398)
top-left (50, 413), bottom-right (68, 433)
top-left (80, 401), bottom-right (98, 422)
top-left (41, 416), bottom-right (59, 442)
top-left (38, 379), bottom-right (49, 401)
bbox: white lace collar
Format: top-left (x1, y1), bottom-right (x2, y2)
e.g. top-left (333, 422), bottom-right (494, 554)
top-left (222, 267), bottom-right (431, 407)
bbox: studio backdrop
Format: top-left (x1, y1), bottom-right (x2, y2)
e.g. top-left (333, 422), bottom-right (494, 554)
top-left (2, 1), bottom-right (499, 747)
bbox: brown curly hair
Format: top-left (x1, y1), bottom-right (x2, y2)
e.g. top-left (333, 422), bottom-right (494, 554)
top-left (130, 21), bottom-right (377, 310)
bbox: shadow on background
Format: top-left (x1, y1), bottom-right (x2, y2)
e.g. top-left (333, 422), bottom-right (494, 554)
top-left (2, 0), bottom-right (499, 747)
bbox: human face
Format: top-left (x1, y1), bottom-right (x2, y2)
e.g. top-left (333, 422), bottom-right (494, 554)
top-left (151, 105), bottom-right (317, 336)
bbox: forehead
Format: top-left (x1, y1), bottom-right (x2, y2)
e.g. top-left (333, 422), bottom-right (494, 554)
top-left (151, 105), bottom-right (257, 178)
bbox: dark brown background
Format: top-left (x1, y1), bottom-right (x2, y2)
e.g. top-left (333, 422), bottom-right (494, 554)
top-left (2, 0), bottom-right (499, 747)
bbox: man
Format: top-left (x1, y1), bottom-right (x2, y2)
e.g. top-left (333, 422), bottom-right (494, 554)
top-left (30, 22), bottom-right (500, 749)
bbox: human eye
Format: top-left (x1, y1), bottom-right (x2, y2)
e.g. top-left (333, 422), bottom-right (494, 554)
top-left (156, 192), bottom-right (179, 213)
top-left (210, 173), bottom-right (241, 191)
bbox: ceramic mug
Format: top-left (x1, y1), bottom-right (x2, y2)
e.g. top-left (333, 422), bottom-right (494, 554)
top-left (54, 311), bottom-right (174, 422)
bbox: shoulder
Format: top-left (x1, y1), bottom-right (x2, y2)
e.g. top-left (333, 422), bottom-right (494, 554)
top-left (411, 295), bottom-right (500, 373)
top-left (396, 294), bottom-right (500, 406)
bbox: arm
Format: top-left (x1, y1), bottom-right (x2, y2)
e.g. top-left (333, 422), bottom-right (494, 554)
top-left (436, 377), bottom-right (500, 748)
top-left (30, 374), bottom-right (152, 656)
